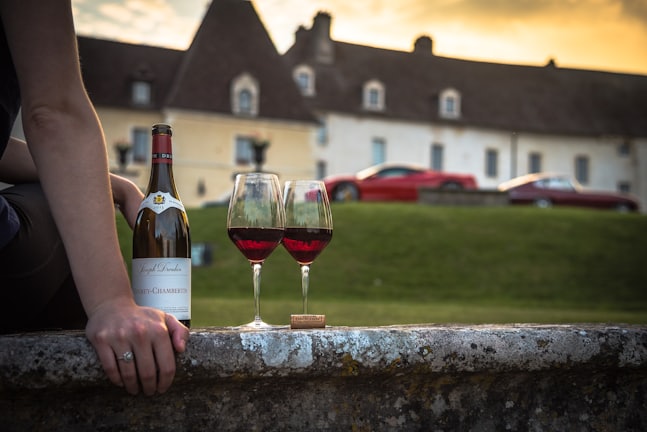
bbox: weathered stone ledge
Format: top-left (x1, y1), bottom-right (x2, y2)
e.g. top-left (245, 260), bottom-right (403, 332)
top-left (1, 324), bottom-right (646, 431)
top-left (418, 188), bottom-right (509, 206)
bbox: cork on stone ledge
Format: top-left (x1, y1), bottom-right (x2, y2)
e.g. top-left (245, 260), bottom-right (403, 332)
top-left (290, 314), bottom-right (326, 329)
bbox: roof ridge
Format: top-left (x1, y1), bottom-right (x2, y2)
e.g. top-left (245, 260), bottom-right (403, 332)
top-left (283, 18), bottom-right (647, 136)
top-left (164, 0), bottom-right (315, 122)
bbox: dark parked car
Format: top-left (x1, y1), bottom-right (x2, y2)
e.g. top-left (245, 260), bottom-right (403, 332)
top-left (498, 173), bottom-right (640, 212)
top-left (323, 163), bottom-right (478, 202)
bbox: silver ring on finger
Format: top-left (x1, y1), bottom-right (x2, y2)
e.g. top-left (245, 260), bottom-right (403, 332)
top-left (118, 351), bottom-right (134, 363)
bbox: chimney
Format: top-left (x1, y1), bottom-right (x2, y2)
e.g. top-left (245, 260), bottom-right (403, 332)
top-left (413, 36), bottom-right (433, 56)
top-left (310, 12), bottom-right (334, 64)
top-left (294, 24), bottom-right (308, 46)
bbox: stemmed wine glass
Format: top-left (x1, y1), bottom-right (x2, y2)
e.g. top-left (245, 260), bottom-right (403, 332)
top-left (227, 173), bottom-right (285, 329)
top-left (282, 180), bottom-right (333, 315)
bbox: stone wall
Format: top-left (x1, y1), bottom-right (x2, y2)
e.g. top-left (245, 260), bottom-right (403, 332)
top-left (418, 188), bottom-right (509, 206)
top-left (1, 324), bottom-right (646, 431)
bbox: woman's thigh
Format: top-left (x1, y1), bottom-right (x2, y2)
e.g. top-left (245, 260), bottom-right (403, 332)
top-left (0, 183), bottom-right (85, 332)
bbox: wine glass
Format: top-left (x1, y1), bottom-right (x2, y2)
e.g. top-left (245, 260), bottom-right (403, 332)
top-left (282, 180), bottom-right (333, 315)
top-left (227, 173), bottom-right (285, 329)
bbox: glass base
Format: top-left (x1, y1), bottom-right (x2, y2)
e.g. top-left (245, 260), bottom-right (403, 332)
top-left (235, 318), bottom-right (288, 331)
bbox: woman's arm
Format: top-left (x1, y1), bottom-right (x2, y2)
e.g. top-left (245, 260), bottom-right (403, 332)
top-left (0, 0), bottom-right (188, 395)
top-left (0, 138), bottom-right (143, 228)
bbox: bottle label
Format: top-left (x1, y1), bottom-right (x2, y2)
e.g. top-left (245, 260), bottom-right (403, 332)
top-left (152, 134), bottom-right (172, 164)
top-left (152, 152), bottom-right (173, 164)
top-left (138, 191), bottom-right (186, 214)
top-left (131, 257), bottom-right (191, 320)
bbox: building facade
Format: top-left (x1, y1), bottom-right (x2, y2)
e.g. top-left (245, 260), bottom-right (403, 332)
top-left (11, 1), bottom-right (645, 210)
top-left (77, 0), bottom-right (318, 208)
top-left (283, 12), bottom-right (647, 210)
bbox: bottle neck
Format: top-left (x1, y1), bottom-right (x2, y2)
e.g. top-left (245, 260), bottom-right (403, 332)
top-left (152, 133), bottom-right (173, 165)
top-left (148, 133), bottom-right (176, 194)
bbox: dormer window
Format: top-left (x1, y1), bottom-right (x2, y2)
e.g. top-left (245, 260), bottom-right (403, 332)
top-left (293, 64), bottom-right (315, 96)
top-left (130, 62), bottom-right (154, 107)
top-left (445, 96), bottom-right (456, 114)
top-left (239, 89), bottom-right (252, 113)
top-left (439, 88), bottom-right (461, 119)
top-left (363, 79), bottom-right (385, 111)
top-left (231, 73), bottom-right (259, 116)
top-left (132, 80), bottom-right (151, 106)
top-left (368, 89), bottom-right (379, 106)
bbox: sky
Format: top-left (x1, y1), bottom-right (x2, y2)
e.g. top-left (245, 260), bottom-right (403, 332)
top-left (72, 0), bottom-right (647, 76)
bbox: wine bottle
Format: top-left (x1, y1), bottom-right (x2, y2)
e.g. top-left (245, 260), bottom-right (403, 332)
top-left (132, 123), bottom-right (191, 327)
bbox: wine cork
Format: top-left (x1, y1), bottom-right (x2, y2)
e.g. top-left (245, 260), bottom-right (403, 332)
top-left (290, 314), bottom-right (326, 329)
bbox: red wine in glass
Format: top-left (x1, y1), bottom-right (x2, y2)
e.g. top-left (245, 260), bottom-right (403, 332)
top-left (228, 227), bottom-right (284, 263)
top-left (282, 227), bottom-right (333, 265)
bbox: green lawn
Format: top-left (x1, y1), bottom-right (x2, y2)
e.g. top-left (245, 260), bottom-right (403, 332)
top-left (117, 203), bottom-right (647, 327)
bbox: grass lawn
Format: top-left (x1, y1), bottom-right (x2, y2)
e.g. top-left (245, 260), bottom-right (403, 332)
top-left (117, 203), bottom-right (647, 327)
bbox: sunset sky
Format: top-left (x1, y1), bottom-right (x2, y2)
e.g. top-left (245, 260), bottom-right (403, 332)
top-left (72, 0), bottom-right (647, 76)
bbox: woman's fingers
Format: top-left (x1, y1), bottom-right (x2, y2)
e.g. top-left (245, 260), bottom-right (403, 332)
top-left (87, 305), bottom-right (186, 395)
top-left (93, 343), bottom-right (124, 389)
top-left (115, 348), bottom-right (140, 395)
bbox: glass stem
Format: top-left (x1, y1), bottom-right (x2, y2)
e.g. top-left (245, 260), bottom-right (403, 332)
top-left (301, 264), bottom-right (310, 315)
top-left (252, 263), bottom-right (263, 323)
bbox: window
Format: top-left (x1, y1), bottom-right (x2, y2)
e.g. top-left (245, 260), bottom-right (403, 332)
top-left (132, 127), bottom-right (148, 163)
top-left (485, 149), bottom-right (498, 178)
top-left (445, 97), bottom-right (455, 114)
top-left (528, 152), bottom-right (542, 173)
top-left (575, 155), bottom-right (589, 184)
top-left (431, 143), bottom-right (444, 171)
top-left (536, 176), bottom-right (575, 191)
top-left (231, 73), bottom-right (259, 116)
top-left (132, 81), bottom-right (151, 106)
top-left (618, 181), bottom-right (631, 193)
top-left (618, 140), bottom-right (631, 156)
top-left (235, 136), bottom-right (254, 165)
top-left (439, 88), bottom-right (461, 119)
top-left (363, 80), bottom-right (385, 111)
top-left (316, 121), bottom-right (328, 146)
top-left (372, 138), bottom-right (386, 165)
top-left (368, 89), bottom-right (380, 107)
top-left (293, 64), bottom-right (315, 96)
top-left (297, 73), bottom-right (310, 92)
top-left (239, 89), bottom-right (252, 114)
top-left (316, 160), bottom-right (327, 180)
top-left (197, 179), bottom-right (206, 197)
top-left (374, 167), bottom-right (414, 178)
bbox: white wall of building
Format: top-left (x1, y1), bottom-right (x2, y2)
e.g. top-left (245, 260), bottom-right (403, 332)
top-left (318, 111), bottom-right (646, 211)
top-left (9, 105), bottom-right (647, 212)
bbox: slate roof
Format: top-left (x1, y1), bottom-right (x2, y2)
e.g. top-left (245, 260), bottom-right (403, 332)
top-left (78, 37), bottom-right (183, 110)
top-left (284, 21), bottom-right (647, 137)
top-left (77, 0), bottom-right (315, 124)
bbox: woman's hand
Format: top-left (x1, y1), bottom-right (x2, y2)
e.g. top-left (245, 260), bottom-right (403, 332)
top-left (85, 296), bottom-right (190, 395)
top-left (110, 174), bottom-right (144, 229)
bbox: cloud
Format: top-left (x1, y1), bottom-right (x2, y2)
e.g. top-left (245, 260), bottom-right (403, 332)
top-left (97, 3), bottom-right (134, 24)
top-left (72, 0), bottom-right (647, 74)
top-left (319, 0), bottom-right (647, 73)
top-left (73, 0), bottom-right (202, 48)
top-left (621, 0), bottom-right (647, 26)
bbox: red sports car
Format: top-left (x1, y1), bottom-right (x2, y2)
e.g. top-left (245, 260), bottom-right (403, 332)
top-left (498, 173), bottom-right (640, 212)
top-left (323, 163), bottom-right (478, 202)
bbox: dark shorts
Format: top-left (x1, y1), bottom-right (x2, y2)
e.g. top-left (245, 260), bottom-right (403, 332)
top-left (0, 183), bottom-right (86, 333)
